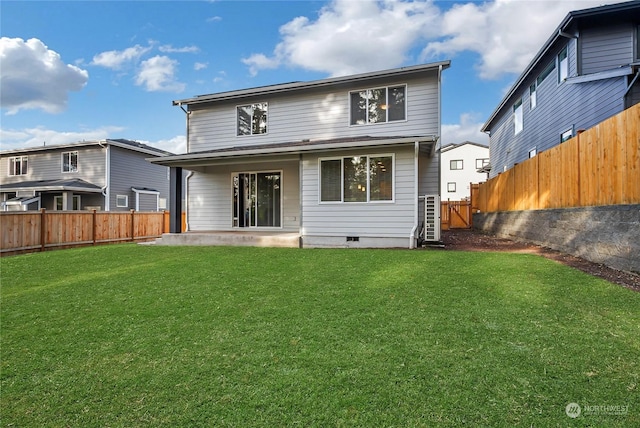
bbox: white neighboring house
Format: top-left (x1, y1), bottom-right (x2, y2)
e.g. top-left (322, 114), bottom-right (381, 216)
top-left (440, 141), bottom-right (489, 201)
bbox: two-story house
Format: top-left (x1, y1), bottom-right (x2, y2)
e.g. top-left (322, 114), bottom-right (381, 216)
top-left (151, 61), bottom-right (450, 248)
top-left (481, 1), bottom-right (640, 178)
top-left (440, 141), bottom-right (489, 201)
top-left (1, 139), bottom-right (172, 212)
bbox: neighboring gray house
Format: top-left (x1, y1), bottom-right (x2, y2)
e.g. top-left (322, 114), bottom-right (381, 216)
top-left (151, 62), bottom-right (450, 248)
top-left (482, 1), bottom-right (640, 178)
top-left (1, 139), bottom-right (172, 212)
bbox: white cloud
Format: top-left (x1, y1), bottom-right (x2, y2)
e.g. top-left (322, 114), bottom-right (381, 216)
top-left (0, 37), bottom-right (88, 115)
top-left (243, 0), bottom-right (441, 77)
top-left (140, 135), bottom-right (187, 154)
top-left (421, 0), bottom-right (623, 79)
top-left (91, 44), bottom-right (151, 69)
top-left (135, 55), bottom-right (186, 92)
top-left (243, 0), bottom-right (623, 80)
top-left (441, 113), bottom-right (489, 147)
top-left (159, 45), bottom-right (200, 54)
top-left (0, 125), bottom-right (125, 150)
top-left (194, 62), bottom-right (208, 71)
top-left (207, 16), bottom-right (222, 23)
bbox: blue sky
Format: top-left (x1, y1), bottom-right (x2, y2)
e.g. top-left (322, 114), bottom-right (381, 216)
top-left (0, 0), bottom-right (622, 153)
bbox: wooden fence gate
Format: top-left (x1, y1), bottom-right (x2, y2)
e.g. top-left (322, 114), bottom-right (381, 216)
top-left (441, 200), bottom-right (472, 230)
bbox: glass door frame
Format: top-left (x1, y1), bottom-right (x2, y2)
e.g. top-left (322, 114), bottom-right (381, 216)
top-left (231, 170), bottom-right (283, 229)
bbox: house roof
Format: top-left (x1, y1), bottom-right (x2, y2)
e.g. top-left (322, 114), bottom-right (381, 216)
top-left (149, 135), bottom-right (438, 167)
top-left (173, 61), bottom-right (451, 107)
top-left (440, 141), bottom-right (489, 153)
top-left (0, 178), bottom-right (104, 193)
top-left (481, 0), bottom-right (640, 133)
top-left (0, 138), bottom-right (173, 157)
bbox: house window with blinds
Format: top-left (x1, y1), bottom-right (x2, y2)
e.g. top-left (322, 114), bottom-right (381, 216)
top-left (319, 155), bottom-right (393, 203)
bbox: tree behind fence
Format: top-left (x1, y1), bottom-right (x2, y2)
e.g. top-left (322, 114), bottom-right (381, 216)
top-left (476, 104), bottom-right (640, 212)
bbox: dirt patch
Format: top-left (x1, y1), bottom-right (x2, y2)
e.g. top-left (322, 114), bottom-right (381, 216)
top-left (437, 229), bottom-right (640, 293)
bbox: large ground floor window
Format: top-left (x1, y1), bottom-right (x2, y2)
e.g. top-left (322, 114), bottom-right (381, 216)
top-left (320, 155), bottom-right (393, 203)
top-left (232, 171), bottom-right (281, 227)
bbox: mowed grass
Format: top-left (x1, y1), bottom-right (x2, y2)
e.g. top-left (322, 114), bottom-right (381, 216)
top-left (1, 245), bottom-right (639, 427)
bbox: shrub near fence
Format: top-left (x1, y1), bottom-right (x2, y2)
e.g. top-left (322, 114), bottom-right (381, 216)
top-left (0, 209), bottom-right (168, 255)
top-left (476, 104), bottom-right (640, 212)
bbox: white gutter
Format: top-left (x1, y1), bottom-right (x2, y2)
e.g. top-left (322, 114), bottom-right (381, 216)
top-left (409, 140), bottom-right (419, 249)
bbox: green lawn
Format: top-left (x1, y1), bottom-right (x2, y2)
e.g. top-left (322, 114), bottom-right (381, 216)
top-left (1, 245), bottom-right (638, 427)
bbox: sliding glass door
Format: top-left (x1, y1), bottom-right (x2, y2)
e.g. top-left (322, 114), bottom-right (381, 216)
top-left (233, 172), bottom-right (281, 228)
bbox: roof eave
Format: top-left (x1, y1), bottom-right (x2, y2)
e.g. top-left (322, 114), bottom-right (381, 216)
top-left (173, 61), bottom-right (451, 107)
top-left (149, 136), bottom-right (438, 167)
top-left (481, 1), bottom-right (640, 132)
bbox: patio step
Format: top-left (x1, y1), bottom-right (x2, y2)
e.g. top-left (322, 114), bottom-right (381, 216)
top-left (156, 232), bottom-right (300, 248)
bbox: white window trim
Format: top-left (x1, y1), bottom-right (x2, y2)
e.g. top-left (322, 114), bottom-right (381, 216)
top-left (558, 46), bottom-right (569, 83)
top-left (447, 182), bottom-right (456, 192)
top-left (116, 194), bottom-right (129, 208)
top-left (8, 156), bottom-right (28, 176)
top-left (561, 128), bottom-right (574, 143)
top-left (513, 99), bottom-right (523, 135)
top-left (132, 188), bottom-right (160, 211)
top-left (236, 102), bottom-right (268, 137)
top-left (348, 85), bottom-right (408, 127)
top-left (529, 83), bottom-right (537, 110)
top-left (450, 159), bottom-right (463, 170)
top-left (475, 158), bottom-right (489, 169)
top-left (53, 195), bottom-right (81, 211)
top-left (528, 147), bottom-right (537, 158)
top-left (61, 151), bottom-right (79, 173)
top-left (318, 154), bottom-right (395, 204)
top-left (230, 169), bottom-right (284, 229)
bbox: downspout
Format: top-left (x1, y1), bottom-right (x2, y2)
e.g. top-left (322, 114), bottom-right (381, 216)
top-left (437, 64), bottom-right (443, 208)
top-left (98, 140), bottom-right (110, 211)
top-left (409, 140), bottom-right (419, 249)
top-left (179, 102), bottom-right (191, 230)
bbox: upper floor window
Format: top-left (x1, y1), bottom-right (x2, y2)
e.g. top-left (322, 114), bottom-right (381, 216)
top-left (8, 156), bottom-right (28, 176)
top-left (513, 98), bottom-right (523, 135)
top-left (450, 160), bottom-right (463, 170)
top-left (62, 151), bottom-right (78, 173)
top-left (237, 103), bottom-right (268, 136)
top-left (320, 155), bottom-right (393, 203)
top-left (537, 60), bottom-right (556, 86)
top-left (529, 83), bottom-right (537, 110)
top-left (350, 85), bottom-right (406, 125)
top-left (475, 158), bottom-right (489, 169)
top-left (558, 46), bottom-right (568, 83)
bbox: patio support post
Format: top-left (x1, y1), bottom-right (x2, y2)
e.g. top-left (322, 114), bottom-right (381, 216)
top-left (169, 167), bottom-right (183, 234)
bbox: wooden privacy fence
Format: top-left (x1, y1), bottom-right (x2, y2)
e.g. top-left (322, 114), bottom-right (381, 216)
top-left (476, 104), bottom-right (640, 212)
top-left (1, 209), bottom-right (170, 255)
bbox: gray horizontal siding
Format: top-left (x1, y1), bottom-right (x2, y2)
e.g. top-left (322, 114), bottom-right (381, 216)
top-left (188, 73), bottom-right (440, 153)
top-left (187, 159), bottom-right (300, 232)
top-left (108, 147), bottom-right (169, 211)
top-left (489, 36), bottom-right (628, 178)
top-left (1, 146), bottom-right (106, 186)
top-left (580, 24), bottom-right (634, 75)
top-left (301, 145), bottom-right (417, 238)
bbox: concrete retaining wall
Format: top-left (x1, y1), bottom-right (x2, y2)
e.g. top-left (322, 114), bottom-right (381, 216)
top-left (473, 204), bottom-right (640, 274)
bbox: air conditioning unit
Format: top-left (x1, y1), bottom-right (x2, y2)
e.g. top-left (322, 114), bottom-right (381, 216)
top-left (423, 195), bottom-right (441, 242)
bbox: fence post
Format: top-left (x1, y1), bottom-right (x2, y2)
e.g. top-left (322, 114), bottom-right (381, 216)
top-left (40, 208), bottom-right (46, 252)
top-left (92, 209), bottom-right (97, 246)
top-left (130, 209), bottom-right (135, 241)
